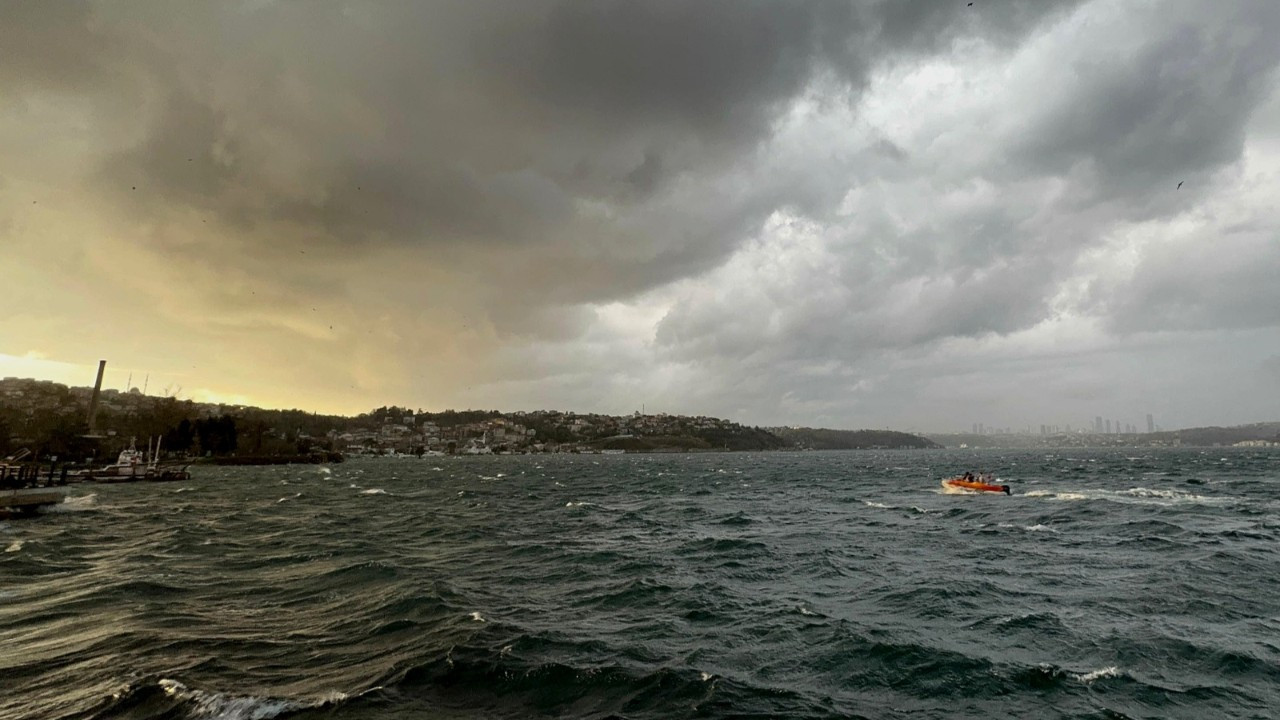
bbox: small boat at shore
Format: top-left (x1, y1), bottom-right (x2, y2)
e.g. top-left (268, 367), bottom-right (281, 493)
top-left (942, 476), bottom-right (1011, 495)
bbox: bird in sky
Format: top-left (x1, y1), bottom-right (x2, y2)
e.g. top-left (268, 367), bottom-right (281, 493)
top-left (1177, 181), bottom-right (1184, 190)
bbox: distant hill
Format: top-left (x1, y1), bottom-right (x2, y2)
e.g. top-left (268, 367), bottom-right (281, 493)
top-left (1155, 422), bottom-right (1280, 447)
top-left (770, 427), bottom-right (942, 450)
top-left (926, 421), bottom-right (1280, 449)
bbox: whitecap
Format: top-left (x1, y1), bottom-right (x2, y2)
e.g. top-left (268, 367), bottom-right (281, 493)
top-left (5, 540), bottom-right (23, 553)
top-left (995, 522), bottom-right (1058, 533)
top-left (276, 492), bottom-right (302, 503)
top-left (42, 493), bottom-right (97, 512)
top-left (159, 678), bottom-right (301, 719)
top-left (469, 611), bottom-right (485, 622)
top-left (318, 467), bottom-right (332, 475)
top-left (1073, 666), bottom-right (1122, 683)
top-left (863, 500), bottom-right (893, 509)
top-left (360, 488), bottom-right (387, 495)
top-left (700, 672), bottom-right (714, 681)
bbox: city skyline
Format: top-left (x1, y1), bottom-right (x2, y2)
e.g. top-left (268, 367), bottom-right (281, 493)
top-left (4, 2), bottom-right (1280, 430)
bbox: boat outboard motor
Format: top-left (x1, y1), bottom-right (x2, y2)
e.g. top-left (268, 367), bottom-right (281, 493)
top-left (1002, 485), bottom-right (1011, 496)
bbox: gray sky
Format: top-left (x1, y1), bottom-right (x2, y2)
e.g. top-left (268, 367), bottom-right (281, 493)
top-left (3, 0), bottom-right (1279, 432)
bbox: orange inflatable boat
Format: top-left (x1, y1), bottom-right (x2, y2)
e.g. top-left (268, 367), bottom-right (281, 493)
top-left (942, 477), bottom-right (1011, 495)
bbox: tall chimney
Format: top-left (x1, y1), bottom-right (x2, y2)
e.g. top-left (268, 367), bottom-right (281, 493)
top-left (87, 360), bottom-right (106, 435)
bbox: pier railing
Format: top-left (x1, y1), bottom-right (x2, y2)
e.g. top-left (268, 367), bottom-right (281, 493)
top-left (0, 464), bottom-right (71, 490)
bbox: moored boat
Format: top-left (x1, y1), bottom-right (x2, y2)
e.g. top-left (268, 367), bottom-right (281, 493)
top-left (71, 437), bottom-right (191, 483)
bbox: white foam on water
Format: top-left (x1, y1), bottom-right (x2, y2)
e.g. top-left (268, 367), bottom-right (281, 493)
top-left (797, 606), bottom-right (817, 616)
top-left (159, 678), bottom-right (303, 720)
top-left (318, 467), bottom-right (332, 475)
top-left (1023, 490), bottom-right (1089, 501)
top-left (1073, 666), bottom-right (1122, 683)
top-left (1119, 487), bottom-right (1228, 505)
top-left (700, 672), bottom-right (713, 681)
top-left (1024, 524), bottom-right (1058, 533)
top-left (276, 492), bottom-right (302, 504)
top-left (42, 493), bottom-right (97, 512)
top-left (469, 611), bottom-right (485, 622)
top-left (565, 501), bottom-right (589, 507)
top-left (863, 500), bottom-right (894, 509)
top-left (5, 540), bottom-right (24, 553)
top-left (174, 487), bottom-right (194, 493)
top-left (1024, 487), bottom-right (1232, 506)
top-left (360, 488), bottom-right (387, 495)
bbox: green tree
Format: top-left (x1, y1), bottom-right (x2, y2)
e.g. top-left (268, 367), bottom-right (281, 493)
top-left (195, 415), bottom-right (239, 455)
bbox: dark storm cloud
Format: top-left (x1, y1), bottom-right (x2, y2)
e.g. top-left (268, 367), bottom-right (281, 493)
top-left (6, 2), bottom-right (1082, 274)
top-left (0, 1), bottom-right (107, 90)
top-left (1017, 2), bottom-right (1280, 204)
top-left (647, 0), bottom-right (1280, 416)
top-left (7, 0), bottom-right (1279, 427)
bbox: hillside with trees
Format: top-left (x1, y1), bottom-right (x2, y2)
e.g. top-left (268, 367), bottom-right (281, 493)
top-left (770, 427), bottom-right (942, 450)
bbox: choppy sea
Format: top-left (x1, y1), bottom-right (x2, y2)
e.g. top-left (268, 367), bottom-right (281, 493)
top-left (2, 448), bottom-right (1278, 720)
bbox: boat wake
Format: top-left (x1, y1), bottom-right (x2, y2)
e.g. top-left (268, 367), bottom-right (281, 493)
top-left (1022, 487), bottom-right (1234, 506)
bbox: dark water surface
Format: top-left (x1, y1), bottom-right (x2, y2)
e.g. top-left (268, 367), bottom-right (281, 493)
top-left (3, 449), bottom-right (1278, 719)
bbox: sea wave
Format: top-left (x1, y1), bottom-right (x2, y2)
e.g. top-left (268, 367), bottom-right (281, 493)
top-left (5, 449), bottom-right (1277, 720)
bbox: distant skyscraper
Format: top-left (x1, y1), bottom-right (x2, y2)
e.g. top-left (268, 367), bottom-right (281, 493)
top-left (1105, 419), bottom-right (1111, 434)
top-left (973, 423), bottom-right (979, 435)
top-left (1095, 416), bottom-right (1103, 433)
top-left (1146, 414), bottom-right (1154, 433)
